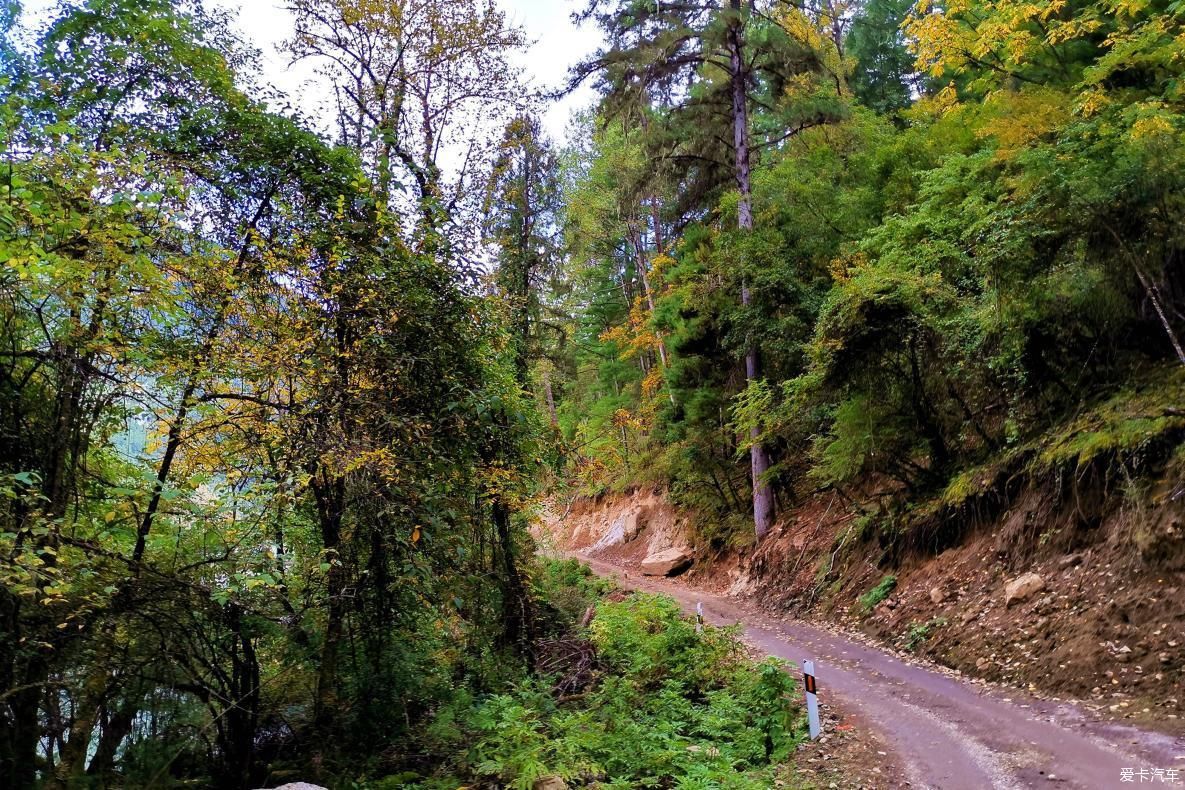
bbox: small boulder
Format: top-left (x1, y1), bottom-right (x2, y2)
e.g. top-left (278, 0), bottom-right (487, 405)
top-left (641, 547), bottom-right (693, 576)
top-left (1004, 572), bottom-right (1045, 607)
top-left (975, 657), bottom-right (991, 671)
top-left (534, 778), bottom-right (568, 790)
top-left (930, 587), bottom-right (946, 605)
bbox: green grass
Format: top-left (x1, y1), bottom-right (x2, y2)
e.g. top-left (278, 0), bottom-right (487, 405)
top-left (903, 617), bottom-right (947, 651)
top-left (858, 574), bottom-right (897, 613)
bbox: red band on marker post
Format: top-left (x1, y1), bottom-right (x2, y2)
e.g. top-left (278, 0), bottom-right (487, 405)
top-left (803, 673), bottom-right (816, 694)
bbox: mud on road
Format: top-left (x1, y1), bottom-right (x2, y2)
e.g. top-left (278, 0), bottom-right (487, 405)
top-left (576, 554), bottom-right (1185, 790)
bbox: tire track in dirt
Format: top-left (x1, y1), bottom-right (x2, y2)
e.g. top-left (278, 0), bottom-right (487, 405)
top-left (576, 553), bottom-right (1184, 789)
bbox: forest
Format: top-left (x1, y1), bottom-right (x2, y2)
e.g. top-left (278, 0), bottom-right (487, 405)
top-left (2, 0), bottom-right (1184, 787)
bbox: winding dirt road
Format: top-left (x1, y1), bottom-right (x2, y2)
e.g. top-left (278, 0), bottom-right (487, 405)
top-left (577, 554), bottom-right (1185, 789)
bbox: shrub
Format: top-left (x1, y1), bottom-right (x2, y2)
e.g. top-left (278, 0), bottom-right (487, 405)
top-left (904, 617), bottom-right (947, 651)
top-left (859, 574), bottom-right (897, 613)
top-left (409, 591), bottom-right (804, 788)
top-left (532, 557), bottom-right (616, 635)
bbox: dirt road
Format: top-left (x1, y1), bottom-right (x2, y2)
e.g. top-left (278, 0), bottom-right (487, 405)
top-left (577, 554), bottom-right (1185, 789)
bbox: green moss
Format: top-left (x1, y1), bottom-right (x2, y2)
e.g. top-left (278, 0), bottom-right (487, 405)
top-left (940, 468), bottom-right (979, 506)
top-left (1035, 366), bottom-right (1185, 471)
top-left (930, 365), bottom-right (1184, 517)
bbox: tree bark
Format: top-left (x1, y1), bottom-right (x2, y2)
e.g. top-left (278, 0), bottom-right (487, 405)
top-left (493, 499), bottom-right (534, 661)
top-left (218, 606), bottom-right (260, 789)
top-left (49, 669), bottom-right (108, 787)
top-left (542, 368), bottom-right (558, 425)
top-left (727, 0), bottom-right (775, 540)
top-left (312, 474), bottom-right (346, 733)
top-left (86, 694), bottom-right (140, 780)
top-left (630, 226), bottom-right (673, 379)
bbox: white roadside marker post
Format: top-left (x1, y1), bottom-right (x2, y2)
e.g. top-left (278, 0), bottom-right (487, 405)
top-left (695, 601), bottom-right (704, 633)
top-left (803, 659), bottom-right (821, 740)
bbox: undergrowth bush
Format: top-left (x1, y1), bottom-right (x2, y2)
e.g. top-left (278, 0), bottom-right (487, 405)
top-left (903, 617), bottom-right (947, 651)
top-left (532, 557), bottom-right (616, 635)
top-left (388, 579), bottom-right (804, 788)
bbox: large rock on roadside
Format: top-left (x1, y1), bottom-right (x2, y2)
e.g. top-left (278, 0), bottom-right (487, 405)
top-left (534, 777), bottom-right (568, 790)
top-left (930, 586), bottom-right (946, 605)
top-left (1004, 572), bottom-right (1045, 607)
top-left (641, 547), bottom-right (692, 576)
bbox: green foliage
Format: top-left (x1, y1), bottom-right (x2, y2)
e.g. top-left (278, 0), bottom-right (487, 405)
top-left (0, 0), bottom-right (546, 786)
top-left (859, 575), bottom-right (898, 613)
top-left (847, 0), bottom-right (920, 114)
top-left (904, 617), bottom-right (947, 652)
top-left (548, 0), bottom-right (1185, 537)
top-left (1034, 367), bottom-right (1185, 473)
top-left (532, 557), bottom-right (616, 633)
top-left (8, 0), bottom-right (1185, 782)
top-left (411, 592), bottom-right (802, 789)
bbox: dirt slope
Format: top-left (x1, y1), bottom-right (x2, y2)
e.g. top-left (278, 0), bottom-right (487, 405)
top-left (536, 491), bottom-right (693, 566)
top-left (576, 554), bottom-right (1183, 790)
top-left (537, 486), bottom-right (1185, 736)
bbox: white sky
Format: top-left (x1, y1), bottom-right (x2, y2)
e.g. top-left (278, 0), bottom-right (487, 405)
top-left (19, 0), bottom-right (603, 144)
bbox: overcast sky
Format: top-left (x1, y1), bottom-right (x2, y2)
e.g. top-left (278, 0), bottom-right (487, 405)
top-left (19, 0), bottom-right (603, 143)
top-left (208, 0), bottom-right (602, 142)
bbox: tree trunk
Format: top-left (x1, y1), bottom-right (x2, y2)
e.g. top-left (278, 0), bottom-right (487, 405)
top-left (47, 668), bottom-right (108, 787)
top-left (650, 196), bottom-right (665, 255)
top-left (86, 695), bottom-right (139, 780)
top-left (312, 475), bottom-right (346, 733)
top-left (630, 227), bottom-right (672, 377)
top-left (1100, 225), bottom-right (1185, 366)
top-left (0, 658), bottom-right (43, 788)
top-left (218, 606), bottom-right (260, 789)
top-left (132, 382), bottom-right (194, 564)
top-left (493, 499), bottom-right (534, 661)
top-left (1134, 265), bottom-right (1185, 365)
top-left (728, 0), bottom-right (775, 540)
top-left (542, 368), bottom-right (558, 425)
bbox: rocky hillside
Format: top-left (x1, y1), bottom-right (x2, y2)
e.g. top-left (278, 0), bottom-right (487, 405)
top-left (537, 491), bottom-right (695, 574)
top-left (541, 467), bottom-right (1185, 734)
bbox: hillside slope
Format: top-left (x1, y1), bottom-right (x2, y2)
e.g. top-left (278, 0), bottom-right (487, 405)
top-left (572, 551), bottom-right (1182, 789)
top-left (540, 456), bottom-right (1185, 734)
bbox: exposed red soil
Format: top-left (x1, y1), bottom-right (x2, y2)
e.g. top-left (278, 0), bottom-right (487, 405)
top-left (538, 481), bottom-right (1185, 737)
top-left (577, 552), bottom-right (1182, 790)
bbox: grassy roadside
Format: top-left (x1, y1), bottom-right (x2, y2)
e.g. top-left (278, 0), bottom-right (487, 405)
top-left (360, 558), bottom-right (808, 788)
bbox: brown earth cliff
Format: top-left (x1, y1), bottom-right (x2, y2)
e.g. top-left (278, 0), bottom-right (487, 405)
top-left (536, 477), bottom-right (1185, 735)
